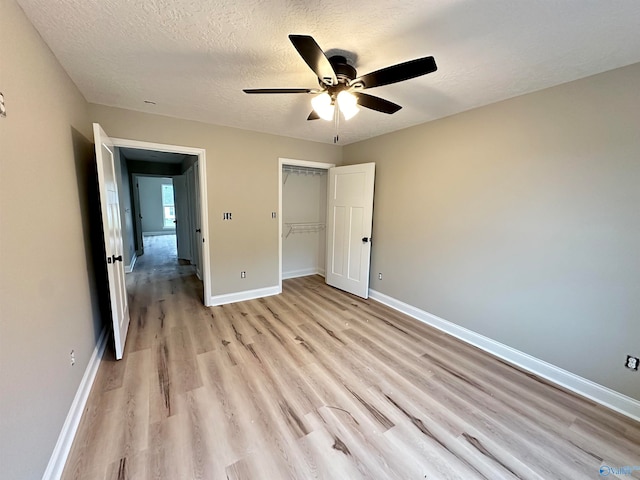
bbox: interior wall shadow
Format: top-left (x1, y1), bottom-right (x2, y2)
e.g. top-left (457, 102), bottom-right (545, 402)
top-left (71, 127), bottom-right (110, 343)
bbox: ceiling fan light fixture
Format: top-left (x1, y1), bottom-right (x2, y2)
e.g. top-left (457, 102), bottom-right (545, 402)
top-left (311, 92), bottom-right (335, 121)
top-left (337, 90), bottom-right (359, 120)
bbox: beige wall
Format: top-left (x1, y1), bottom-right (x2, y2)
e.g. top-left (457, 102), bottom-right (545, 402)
top-left (89, 104), bottom-right (342, 296)
top-left (0, 1), bottom-right (98, 478)
top-left (344, 63), bottom-right (640, 401)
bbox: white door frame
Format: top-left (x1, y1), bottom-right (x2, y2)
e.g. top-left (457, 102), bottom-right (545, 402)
top-left (112, 137), bottom-right (212, 306)
top-left (278, 157), bottom-right (335, 292)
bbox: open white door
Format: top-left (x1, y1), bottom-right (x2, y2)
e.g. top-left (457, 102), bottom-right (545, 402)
top-left (192, 161), bottom-right (203, 278)
top-left (325, 163), bottom-right (375, 298)
top-left (93, 123), bottom-right (130, 360)
top-left (174, 174), bottom-right (191, 261)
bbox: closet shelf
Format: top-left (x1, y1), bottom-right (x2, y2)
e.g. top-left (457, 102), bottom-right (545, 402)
top-left (282, 165), bottom-right (327, 185)
top-left (285, 222), bottom-right (326, 238)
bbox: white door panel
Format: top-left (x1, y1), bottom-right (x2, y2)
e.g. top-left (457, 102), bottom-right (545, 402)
top-left (326, 163), bottom-right (375, 298)
top-left (347, 206), bottom-right (364, 281)
top-left (330, 205), bottom-right (346, 275)
top-left (93, 123), bottom-right (130, 360)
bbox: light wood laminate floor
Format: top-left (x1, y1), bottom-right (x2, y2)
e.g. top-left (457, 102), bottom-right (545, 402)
top-left (62, 235), bottom-right (640, 479)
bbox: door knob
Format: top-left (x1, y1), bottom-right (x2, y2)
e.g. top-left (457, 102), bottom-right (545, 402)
top-left (112, 255), bottom-right (123, 263)
top-left (362, 237), bottom-right (371, 243)
top-left (196, 228), bottom-right (201, 233)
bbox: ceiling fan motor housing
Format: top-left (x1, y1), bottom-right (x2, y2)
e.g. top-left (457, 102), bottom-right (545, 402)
top-left (328, 56), bottom-right (356, 84)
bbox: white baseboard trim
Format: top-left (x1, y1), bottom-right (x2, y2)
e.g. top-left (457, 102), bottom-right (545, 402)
top-left (125, 252), bottom-right (137, 273)
top-left (142, 230), bottom-right (175, 236)
top-left (283, 267), bottom-right (324, 280)
top-left (368, 289), bottom-right (640, 422)
top-left (209, 285), bottom-right (281, 307)
top-left (42, 327), bottom-right (108, 480)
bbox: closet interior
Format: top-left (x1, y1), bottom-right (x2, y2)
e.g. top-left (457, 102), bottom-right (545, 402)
top-left (282, 164), bottom-right (328, 279)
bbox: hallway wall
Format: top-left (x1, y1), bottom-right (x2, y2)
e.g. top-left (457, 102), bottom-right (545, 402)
top-left (137, 176), bottom-right (175, 235)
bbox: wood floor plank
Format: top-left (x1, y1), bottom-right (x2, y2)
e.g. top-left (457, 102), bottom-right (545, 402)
top-left (62, 236), bottom-right (640, 480)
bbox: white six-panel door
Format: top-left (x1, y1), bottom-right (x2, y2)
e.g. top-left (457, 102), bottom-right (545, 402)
top-left (93, 124), bottom-right (130, 360)
top-left (325, 163), bottom-right (375, 298)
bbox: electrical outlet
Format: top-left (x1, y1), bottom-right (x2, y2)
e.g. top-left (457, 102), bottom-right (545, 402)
top-left (378, 273), bottom-right (383, 280)
top-left (241, 271), bottom-right (246, 278)
top-left (625, 355), bottom-right (639, 371)
top-left (70, 350), bottom-right (76, 366)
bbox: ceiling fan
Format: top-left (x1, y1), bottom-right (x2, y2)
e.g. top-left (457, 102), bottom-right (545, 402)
top-left (243, 35), bottom-right (437, 129)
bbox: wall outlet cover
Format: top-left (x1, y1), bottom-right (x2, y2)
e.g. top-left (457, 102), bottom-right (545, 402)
top-left (625, 355), bottom-right (639, 371)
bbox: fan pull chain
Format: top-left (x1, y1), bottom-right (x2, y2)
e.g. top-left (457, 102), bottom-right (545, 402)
top-left (334, 105), bottom-right (340, 144)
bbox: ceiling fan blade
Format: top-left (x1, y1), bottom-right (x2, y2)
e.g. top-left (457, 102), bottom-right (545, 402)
top-left (307, 110), bottom-right (320, 121)
top-left (289, 35), bottom-right (338, 86)
top-left (243, 88), bottom-right (313, 94)
top-left (353, 92), bottom-right (402, 114)
top-left (351, 56), bottom-right (437, 89)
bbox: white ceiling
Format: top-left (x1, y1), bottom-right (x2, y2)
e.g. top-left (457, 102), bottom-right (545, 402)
top-left (16, 0), bottom-right (640, 145)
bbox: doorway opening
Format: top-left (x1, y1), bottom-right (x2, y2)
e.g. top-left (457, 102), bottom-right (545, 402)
top-left (278, 158), bottom-right (335, 291)
top-left (111, 138), bottom-right (211, 306)
top-left (130, 174), bottom-right (177, 263)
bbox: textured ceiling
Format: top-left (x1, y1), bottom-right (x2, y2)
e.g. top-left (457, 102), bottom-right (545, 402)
top-left (16, 0), bottom-right (640, 145)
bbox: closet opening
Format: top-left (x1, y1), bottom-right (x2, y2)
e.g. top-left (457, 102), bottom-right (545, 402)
top-left (278, 158), bottom-right (335, 291)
